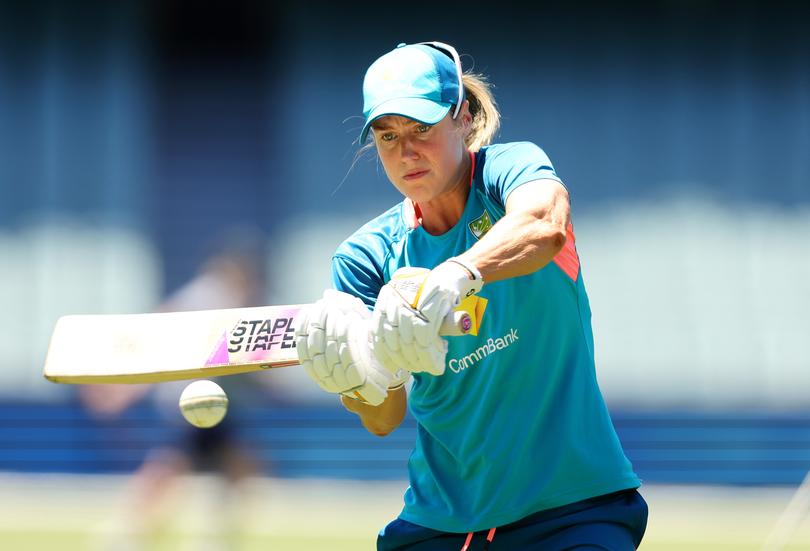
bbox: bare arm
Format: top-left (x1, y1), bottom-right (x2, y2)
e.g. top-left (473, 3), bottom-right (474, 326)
top-left (340, 385), bottom-right (407, 437)
top-left (457, 179), bottom-right (570, 283)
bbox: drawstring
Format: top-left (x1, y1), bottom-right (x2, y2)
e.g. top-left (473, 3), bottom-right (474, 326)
top-left (484, 528), bottom-right (496, 550)
top-left (460, 527), bottom-right (497, 551)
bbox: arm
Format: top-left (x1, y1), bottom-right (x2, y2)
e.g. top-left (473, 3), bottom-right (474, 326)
top-left (367, 180), bottom-right (569, 377)
top-left (367, 180), bottom-right (569, 378)
top-left (340, 385), bottom-right (407, 437)
top-left (457, 179), bottom-right (571, 283)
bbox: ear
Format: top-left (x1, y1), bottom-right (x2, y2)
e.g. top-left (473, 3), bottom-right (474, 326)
top-left (457, 100), bottom-right (473, 133)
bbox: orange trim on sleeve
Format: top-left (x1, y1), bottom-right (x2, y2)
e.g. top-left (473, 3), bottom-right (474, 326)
top-left (552, 223), bottom-right (580, 281)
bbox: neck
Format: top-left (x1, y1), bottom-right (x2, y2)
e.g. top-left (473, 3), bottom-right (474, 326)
top-left (418, 152), bottom-right (472, 235)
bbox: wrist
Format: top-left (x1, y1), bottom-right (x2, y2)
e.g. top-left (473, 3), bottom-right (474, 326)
top-left (445, 257), bottom-right (484, 284)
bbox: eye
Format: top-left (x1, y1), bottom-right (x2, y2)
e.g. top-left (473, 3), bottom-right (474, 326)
top-left (379, 132), bottom-right (396, 142)
top-left (415, 124), bottom-right (431, 134)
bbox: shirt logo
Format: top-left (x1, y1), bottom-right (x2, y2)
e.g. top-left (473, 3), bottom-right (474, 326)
top-left (468, 211), bottom-right (493, 240)
top-left (448, 328), bottom-right (519, 374)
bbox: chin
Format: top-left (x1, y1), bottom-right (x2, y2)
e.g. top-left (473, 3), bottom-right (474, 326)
top-left (404, 190), bottom-right (435, 204)
top-left (399, 182), bottom-right (435, 203)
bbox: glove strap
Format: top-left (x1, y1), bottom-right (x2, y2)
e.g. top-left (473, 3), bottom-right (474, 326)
top-left (387, 368), bottom-right (411, 390)
top-left (446, 257), bottom-right (484, 284)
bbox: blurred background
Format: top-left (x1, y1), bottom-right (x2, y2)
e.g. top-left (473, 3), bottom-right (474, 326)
top-left (1, 0), bottom-right (808, 549)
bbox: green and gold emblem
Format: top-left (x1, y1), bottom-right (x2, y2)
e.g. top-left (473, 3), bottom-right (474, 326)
top-left (468, 211), bottom-right (493, 240)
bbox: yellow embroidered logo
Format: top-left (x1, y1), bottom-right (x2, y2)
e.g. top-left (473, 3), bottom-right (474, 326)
top-left (468, 211), bottom-right (493, 240)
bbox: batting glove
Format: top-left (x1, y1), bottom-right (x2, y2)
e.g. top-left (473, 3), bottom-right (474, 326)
top-left (372, 259), bottom-right (483, 376)
top-left (295, 290), bottom-right (408, 406)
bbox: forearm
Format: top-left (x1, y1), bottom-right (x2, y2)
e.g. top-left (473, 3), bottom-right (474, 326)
top-left (340, 385), bottom-right (407, 437)
top-left (458, 204), bottom-right (568, 283)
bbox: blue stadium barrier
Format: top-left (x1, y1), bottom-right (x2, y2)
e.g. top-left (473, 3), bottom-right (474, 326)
top-left (1, 401), bottom-right (808, 485)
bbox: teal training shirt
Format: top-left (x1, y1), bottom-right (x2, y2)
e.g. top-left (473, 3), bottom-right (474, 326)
top-left (332, 142), bottom-right (640, 533)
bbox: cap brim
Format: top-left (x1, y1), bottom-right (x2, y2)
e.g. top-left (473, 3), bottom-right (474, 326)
top-left (360, 98), bottom-right (452, 143)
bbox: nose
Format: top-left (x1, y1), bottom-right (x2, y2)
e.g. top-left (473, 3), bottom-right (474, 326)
top-left (399, 137), bottom-right (420, 160)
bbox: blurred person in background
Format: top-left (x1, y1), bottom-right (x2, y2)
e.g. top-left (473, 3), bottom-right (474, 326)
top-left (79, 227), bottom-right (277, 550)
top-left (295, 42), bottom-right (647, 550)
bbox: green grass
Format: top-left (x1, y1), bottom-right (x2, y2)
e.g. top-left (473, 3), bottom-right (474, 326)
top-left (0, 531), bottom-right (376, 551)
top-left (2, 533), bottom-right (801, 551)
top-left (0, 474), bottom-right (808, 550)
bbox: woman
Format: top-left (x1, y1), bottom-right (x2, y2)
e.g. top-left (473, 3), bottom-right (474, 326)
top-left (295, 41), bottom-right (647, 550)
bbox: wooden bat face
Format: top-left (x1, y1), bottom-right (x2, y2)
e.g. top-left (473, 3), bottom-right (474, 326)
top-left (44, 305), bottom-right (304, 384)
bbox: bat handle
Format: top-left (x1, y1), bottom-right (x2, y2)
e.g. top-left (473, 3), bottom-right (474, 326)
top-left (438, 310), bottom-right (473, 336)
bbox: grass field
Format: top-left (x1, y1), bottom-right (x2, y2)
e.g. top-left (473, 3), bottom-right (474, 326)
top-left (1, 473), bottom-right (808, 550)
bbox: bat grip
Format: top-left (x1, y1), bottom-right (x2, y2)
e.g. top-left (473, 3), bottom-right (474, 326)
top-left (438, 310), bottom-right (473, 336)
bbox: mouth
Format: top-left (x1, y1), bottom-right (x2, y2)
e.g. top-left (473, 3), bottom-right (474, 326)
top-left (403, 169), bottom-right (429, 181)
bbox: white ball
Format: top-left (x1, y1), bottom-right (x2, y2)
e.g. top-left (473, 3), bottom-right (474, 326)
top-left (178, 380), bottom-right (229, 428)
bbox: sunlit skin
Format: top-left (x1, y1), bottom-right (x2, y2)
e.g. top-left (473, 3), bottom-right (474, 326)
top-left (370, 102), bottom-right (473, 235)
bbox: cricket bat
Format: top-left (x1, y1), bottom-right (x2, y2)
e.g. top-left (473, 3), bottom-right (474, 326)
top-left (43, 296), bottom-right (488, 384)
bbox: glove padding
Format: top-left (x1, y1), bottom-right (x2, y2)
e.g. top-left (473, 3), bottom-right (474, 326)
top-left (295, 290), bottom-right (407, 406)
top-left (372, 261), bottom-right (483, 376)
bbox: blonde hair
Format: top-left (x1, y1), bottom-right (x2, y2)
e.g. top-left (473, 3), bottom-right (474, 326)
top-left (462, 72), bottom-right (500, 151)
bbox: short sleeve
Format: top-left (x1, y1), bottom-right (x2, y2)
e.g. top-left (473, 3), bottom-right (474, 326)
top-left (482, 142), bottom-right (563, 208)
top-left (331, 254), bottom-right (384, 310)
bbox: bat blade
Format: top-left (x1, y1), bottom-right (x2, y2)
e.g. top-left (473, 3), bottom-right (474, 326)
top-left (43, 305), bottom-right (303, 384)
top-left (43, 297), bottom-right (487, 384)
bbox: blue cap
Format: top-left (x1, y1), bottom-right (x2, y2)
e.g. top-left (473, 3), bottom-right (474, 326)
top-left (360, 43), bottom-right (463, 143)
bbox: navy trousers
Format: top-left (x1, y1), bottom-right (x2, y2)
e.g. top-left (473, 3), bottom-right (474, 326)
top-left (377, 489), bottom-right (648, 551)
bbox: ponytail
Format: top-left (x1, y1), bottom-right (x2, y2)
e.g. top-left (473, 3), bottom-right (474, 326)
top-left (462, 73), bottom-right (501, 151)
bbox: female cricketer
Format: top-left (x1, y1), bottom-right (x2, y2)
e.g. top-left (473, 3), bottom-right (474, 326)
top-left (295, 41), bottom-right (648, 550)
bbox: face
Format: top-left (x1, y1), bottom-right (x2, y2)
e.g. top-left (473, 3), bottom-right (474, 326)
top-left (370, 105), bottom-right (471, 204)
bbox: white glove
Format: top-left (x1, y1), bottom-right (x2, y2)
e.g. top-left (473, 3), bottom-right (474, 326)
top-left (295, 290), bottom-right (408, 406)
top-left (372, 259), bottom-right (483, 376)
